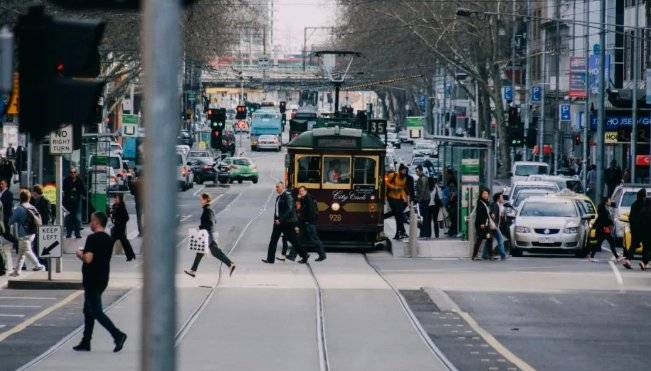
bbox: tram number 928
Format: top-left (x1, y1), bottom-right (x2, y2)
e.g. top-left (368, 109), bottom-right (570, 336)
top-left (329, 214), bottom-right (343, 223)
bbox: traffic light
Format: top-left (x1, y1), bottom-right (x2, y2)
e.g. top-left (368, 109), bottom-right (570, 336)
top-left (279, 101), bottom-right (286, 113)
top-left (235, 105), bottom-right (247, 120)
top-left (17, 5), bottom-right (105, 141)
top-left (526, 121), bottom-right (538, 148)
top-left (210, 129), bottom-right (221, 149)
top-left (507, 106), bottom-right (519, 127)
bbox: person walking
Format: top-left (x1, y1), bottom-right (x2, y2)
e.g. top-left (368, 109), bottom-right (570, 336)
top-left (63, 167), bottom-right (85, 239)
top-left (445, 180), bottom-right (458, 237)
top-left (639, 199), bottom-right (651, 271)
top-left (589, 197), bottom-right (623, 262)
top-left (415, 166), bottom-right (431, 240)
top-left (386, 165), bottom-right (409, 240)
top-left (428, 178), bottom-right (443, 239)
top-left (0, 179), bottom-right (18, 251)
top-left (8, 190), bottom-right (46, 276)
top-left (5, 144), bottom-right (15, 160)
top-left (31, 185), bottom-right (51, 269)
top-left (586, 165), bottom-right (597, 201)
top-left (471, 188), bottom-right (493, 261)
top-left (296, 186), bottom-right (326, 262)
top-left (0, 157), bottom-right (16, 186)
top-left (605, 160), bottom-right (623, 197)
top-left (623, 189), bottom-right (648, 270)
top-left (109, 193), bottom-right (136, 262)
top-left (184, 193), bottom-right (235, 277)
top-left (129, 173), bottom-right (143, 237)
top-left (0, 200), bottom-right (6, 276)
top-left (262, 182), bottom-right (309, 264)
top-left (72, 212), bottom-right (127, 353)
top-left (489, 193), bottom-right (507, 261)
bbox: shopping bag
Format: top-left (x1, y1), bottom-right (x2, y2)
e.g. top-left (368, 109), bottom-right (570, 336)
top-left (113, 239), bottom-right (125, 255)
top-left (187, 228), bottom-right (209, 253)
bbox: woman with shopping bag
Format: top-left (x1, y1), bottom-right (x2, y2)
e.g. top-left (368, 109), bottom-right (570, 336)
top-left (184, 193), bottom-right (236, 277)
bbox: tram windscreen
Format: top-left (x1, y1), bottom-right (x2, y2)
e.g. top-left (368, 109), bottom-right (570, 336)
top-left (323, 157), bottom-right (351, 185)
top-left (297, 156), bottom-right (321, 183)
top-left (353, 157), bottom-right (377, 185)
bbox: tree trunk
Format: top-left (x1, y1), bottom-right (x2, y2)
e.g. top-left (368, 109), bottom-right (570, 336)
top-left (387, 90), bottom-right (396, 123)
top-left (489, 66), bottom-right (511, 179)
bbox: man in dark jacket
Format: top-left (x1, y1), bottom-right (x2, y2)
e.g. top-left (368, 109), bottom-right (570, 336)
top-left (262, 182), bottom-right (309, 264)
top-left (0, 157), bottom-right (16, 186)
top-left (297, 186), bottom-right (326, 261)
top-left (0, 179), bottom-right (17, 251)
top-left (63, 167), bottom-right (85, 239)
top-left (624, 189), bottom-right (649, 269)
top-left (31, 185), bottom-right (52, 268)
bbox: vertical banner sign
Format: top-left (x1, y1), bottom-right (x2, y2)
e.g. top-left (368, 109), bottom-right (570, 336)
top-left (646, 69), bottom-right (651, 104)
top-left (559, 103), bottom-right (571, 122)
top-left (569, 57), bottom-right (587, 98)
top-left (531, 86), bottom-right (542, 103)
top-left (588, 54), bottom-right (611, 94)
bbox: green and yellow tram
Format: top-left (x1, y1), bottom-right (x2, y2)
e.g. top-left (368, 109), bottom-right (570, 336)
top-left (286, 121), bottom-right (389, 249)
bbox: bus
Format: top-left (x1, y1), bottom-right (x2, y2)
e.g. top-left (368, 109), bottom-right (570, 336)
top-left (250, 109), bottom-right (282, 150)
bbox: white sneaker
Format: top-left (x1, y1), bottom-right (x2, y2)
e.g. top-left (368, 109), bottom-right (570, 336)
top-left (9, 271), bottom-right (19, 277)
top-left (32, 266), bottom-right (46, 272)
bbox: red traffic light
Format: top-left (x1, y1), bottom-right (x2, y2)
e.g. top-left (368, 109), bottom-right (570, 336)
top-left (236, 105), bottom-right (245, 112)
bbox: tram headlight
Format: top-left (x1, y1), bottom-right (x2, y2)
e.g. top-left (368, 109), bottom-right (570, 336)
top-left (331, 202), bottom-right (341, 211)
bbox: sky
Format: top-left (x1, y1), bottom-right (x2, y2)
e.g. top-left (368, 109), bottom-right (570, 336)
top-left (274, 0), bottom-right (337, 54)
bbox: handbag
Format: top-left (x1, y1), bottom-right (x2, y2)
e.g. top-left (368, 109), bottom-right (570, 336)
top-left (482, 202), bottom-right (497, 231)
top-left (187, 228), bottom-right (209, 253)
top-left (603, 226), bottom-right (611, 235)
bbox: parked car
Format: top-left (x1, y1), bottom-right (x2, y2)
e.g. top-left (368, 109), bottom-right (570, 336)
top-left (412, 140), bottom-right (437, 157)
top-left (176, 145), bottom-right (191, 157)
top-left (177, 129), bottom-right (194, 147)
top-left (109, 142), bottom-right (123, 157)
top-left (176, 151), bottom-right (194, 191)
top-left (506, 181), bottom-right (560, 203)
top-left (190, 158), bottom-right (217, 184)
top-left (550, 189), bottom-right (598, 253)
top-left (188, 150), bottom-right (213, 164)
top-left (511, 161), bottom-right (550, 184)
top-left (510, 196), bottom-right (590, 257)
top-left (221, 157), bottom-right (258, 183)
top-left (527, 175), bottom-right (583, 193)
top-left (608, 184), bottom-right (651, 243)
top-left (398, 130), bottom-right (410, 143)
top-left (255, 134), bottom-right (281, 151)
top-left (387, 132), bottom-right (400, 148)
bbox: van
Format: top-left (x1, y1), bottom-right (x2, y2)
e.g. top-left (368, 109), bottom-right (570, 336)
top-left (511, 161), bottom-right (549, 184)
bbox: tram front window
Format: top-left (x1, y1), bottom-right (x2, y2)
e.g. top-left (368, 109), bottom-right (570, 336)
top-left (353, 157), bottom-right (377, 185)
top-left (323, 157), bottom-right (351, 185)
top-left (297, 156), bottom-right (321, 184)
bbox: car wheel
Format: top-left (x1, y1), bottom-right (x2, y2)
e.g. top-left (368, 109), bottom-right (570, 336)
top-left (229, 178), bottom-right (234, 184)
top-left (252, 177), bottom-right (258, 184)
top-left (510, 248), bottom-right (523, 257)
top-left (238, 180), bottom-right (243, 184)
top-left (575, 247), bottom-right (589, 258)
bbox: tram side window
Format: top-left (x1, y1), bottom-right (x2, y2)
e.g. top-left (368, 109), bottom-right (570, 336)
top-left (353, 157), bottom-right (377, 185)
top-left (323, 157), bottom-right (351, 184)
top-left (297, 156), bottom-right (321, 184)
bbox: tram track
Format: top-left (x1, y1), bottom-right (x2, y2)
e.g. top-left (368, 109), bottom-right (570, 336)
top-left (305, 263), bottom-right (331, 371)
top-left (363, 254), bottom-right (458, 371)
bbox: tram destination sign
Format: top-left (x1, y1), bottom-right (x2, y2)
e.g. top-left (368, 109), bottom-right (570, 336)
top-left (316, 137), bottom-right (360, 148)
top-left (354, 184), bottom-right (375, 195)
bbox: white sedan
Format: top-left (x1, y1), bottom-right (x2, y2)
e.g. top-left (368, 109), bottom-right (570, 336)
top-left (255, 134), bottom-right (281, 151)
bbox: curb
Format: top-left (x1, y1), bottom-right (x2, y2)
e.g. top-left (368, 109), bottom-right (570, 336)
top-left (7, 279), bottom-right (83, 290)
top-left (423, 287), bottom-right (461, 312)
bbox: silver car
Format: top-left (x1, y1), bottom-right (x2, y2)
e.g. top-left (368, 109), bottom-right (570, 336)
top-left (510, 196), bottom-right (589, 257)
top-left (255, 134), bottom-right (281, 151)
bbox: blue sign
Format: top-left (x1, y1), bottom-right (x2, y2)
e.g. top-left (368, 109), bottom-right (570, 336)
top-left (588, 54), bottom-right (611, 94)
top-left (417, 95), bottom-right (427, 112)
top-left (559, 103), bottom-right (571, 122)
top-left (590, 113), bottom-right (651, 130)
top-left (503, 86), bottom-right (513, 102)
top-left (531, 86), bottom-right (542, 102)
top-left (593, 43), bottom-right (601, 55)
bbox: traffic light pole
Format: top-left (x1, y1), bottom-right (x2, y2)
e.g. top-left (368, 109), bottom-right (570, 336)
top-left (141, 0), bottom-right (181, 371)
top-left (582, 0), bottom-right (590, 190)
top-left (596, 0), bottom-right (606, 200)
top-left (523, 0), bottom-right (532, 159)
top-left (631, 2), bottom-right (640, 182)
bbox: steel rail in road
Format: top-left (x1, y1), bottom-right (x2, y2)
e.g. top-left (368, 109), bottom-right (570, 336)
top-left (363, 254), bottom-right (458, 371)
top-left (305, 263), bottom-right (331, 371)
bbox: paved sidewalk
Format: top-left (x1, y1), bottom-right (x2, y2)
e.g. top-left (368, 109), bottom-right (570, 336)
top-left (385, 218), bottom-right (469, 259)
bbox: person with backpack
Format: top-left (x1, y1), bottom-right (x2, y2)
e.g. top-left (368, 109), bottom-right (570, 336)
top-left (9, 190), bottom-right (45, 276)
top-left (296, 186), bottom-right (326, 262)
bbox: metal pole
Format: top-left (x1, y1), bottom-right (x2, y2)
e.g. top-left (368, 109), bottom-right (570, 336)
top-left (302, 27), bottom-right (307, 71)
top-left (334, 82), bottom-right (340, 114)
top-left (582, 0), bottom-right (590, 189)
top-left (631, 2), bottom-right (640, 182)
top-left (523, 0), bottom-right (532, 158)
top-left (596, 0), bottom-right (606, 200)
top-left (141, 0), bottom-right (180, 370)
top-left (55, 155), bottom-right (62, 274)
top-left (554, 0), bottom-right (561, 175)
top-left (540, 51), bottom-right (547, 162)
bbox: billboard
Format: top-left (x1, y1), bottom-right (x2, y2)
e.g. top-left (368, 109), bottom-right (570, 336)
top-left (569, 57), bottom-right (587, 98)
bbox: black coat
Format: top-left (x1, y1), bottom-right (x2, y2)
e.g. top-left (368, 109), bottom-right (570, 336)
top-left (63, 176), bottom-right (85, 211)
top-left (275, 191), bottom-right (298, 225)
top-left (111, 202), bottom-right (129, 230)
top-left (199, 205), bottom-right (215, 233)
top-left (594, 203), bottom-right (614, 239)
top-left (299, 193), bottom-right (318, 224)
top-left (31, 196), bottom-right (51, 225)
top-left (474, 199), bottom-right (491, 230)
top-left (0, 189), bottom-right (13, 223)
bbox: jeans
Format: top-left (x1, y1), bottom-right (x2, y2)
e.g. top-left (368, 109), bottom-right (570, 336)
top-left (65, 202), bottom-right (82, 238)
top-left (388, 199), bottom-right (406, 237)
top-left (491, 229), bottom-right (507, 259)
top-left (190, 234), bottom-right (232, 271)
top-left (14, 236), bottom-right (42, 272)
top-left (472, 229), bottom-right (492, 259)
top-left (300, 223), bottom-right (326, 258)
top-left (81, 288), bottom-right (123, 343)
top-left (266, 222), bottom-right (308, 263)
top-left (428, 205), bottom-right (440, 238)
top-left (447, 204), bottom-right (458, 236)
top-left (418, 200), bottom-right (431, 238)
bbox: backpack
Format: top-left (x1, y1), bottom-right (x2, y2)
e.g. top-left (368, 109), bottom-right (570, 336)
top-left (22, 205), bottom-right (42, 235)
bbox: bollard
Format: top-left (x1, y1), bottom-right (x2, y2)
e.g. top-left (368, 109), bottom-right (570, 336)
top-left (408, 202), bottom-right (419, 257)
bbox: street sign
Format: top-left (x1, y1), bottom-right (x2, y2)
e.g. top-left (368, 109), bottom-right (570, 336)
top-left (531, 86), bottom-right (542, 102)
top-left (503, 85), bottom-right (513, 102)
top-left (258, 55), bottom-right (270, 68)
top-left (49, 125), bottom-right (73, 154)
top-left (604, 131), bottom-right (618, 144)
top-left (122, 113), bottom-right (139, 124)
top-left (559, 103), bottom-right (571, 122)
top-left (38, 225), bottom-right (62, 258)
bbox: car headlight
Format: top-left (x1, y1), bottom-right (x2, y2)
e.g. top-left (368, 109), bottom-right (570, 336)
top-left (563, 227), bottom-right (579, 234)
top-left (515, 226), bottom-right (530, 233)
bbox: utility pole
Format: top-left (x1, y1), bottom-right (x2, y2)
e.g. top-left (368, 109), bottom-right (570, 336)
top-left (511, 0), bottom-right (516, 162)
top-left (141, 0), bottom-right (180, 370)
top-left (554, 0), bottom-right (561, 174)
top-left (582, 0), bottom-right (590, 189)
top-left (523, 0), bottom-right (532, 159)
top-left (631, 1), bottom-right (640, 182)
top-left (596, 0), bottom-right (606, 200)
top-left (302, 27), bottom-right (307, 71)
top-left (540, 51), bottom-right (547, 162)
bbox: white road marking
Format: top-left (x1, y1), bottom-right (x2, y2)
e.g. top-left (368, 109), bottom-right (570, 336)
top-left (549, 297), bottom-right (562, 305)
top-left (601, 298), bottom-right (617, 308)
top-left (0, 305), bottom-right (41, 308)
top-left (180, 215), bottom-right (192, 222)
top-left (608, 261), bottom-right (624, 289)
top-left (0, 291), bottom-right (82, 342)
top-left (0, 297), bottom-right (57, 300)
top-left (0, 314), bottom-right (25, 317)
top-left (192, 185), bottom-right (205, 196)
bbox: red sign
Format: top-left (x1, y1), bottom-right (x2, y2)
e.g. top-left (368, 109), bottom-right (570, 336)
top-left (636, 155), bottom-right (650, 167)
top-left (532, 144), bottom-right (553, 155)
top-left (569, 57), bottom-right (587, 99)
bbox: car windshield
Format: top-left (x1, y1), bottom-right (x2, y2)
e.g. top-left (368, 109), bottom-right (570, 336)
top-left (515, 164), bottom-right (548, 176)
top-left (520, 201), bottom-right (577, 217)
top-left (178, 131), bottom-right (190, 138)
top-left (415, 143), bottom-right (430, 149)
top-left (176, 154), bottom-right (183, 166)
top-left (513, 185), bottom-right (559, 199)
top-left (621, 192), bottom-right (642, 207)
top-left (189, 151), bottom-right (210, 158)
top-left (233, 158), bottom-right (251, 166)
top-left (254, 113), bottom-right (277, 120)
top-left (514, 191), bottom-right (553, 207)
top-left (410, 158), bottom-right (425, 166)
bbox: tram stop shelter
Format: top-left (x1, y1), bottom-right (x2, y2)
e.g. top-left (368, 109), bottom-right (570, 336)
top-left (428, 136), bottom-right (494, 241)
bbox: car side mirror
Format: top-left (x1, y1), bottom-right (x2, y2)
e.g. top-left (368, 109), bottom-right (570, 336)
top-left (504, 202), bottom-right (512, 208)
top-left (582, 215), bottom-right (594, 221)
top-left (187, 162), bottom-right (192, 166)
top-left (610, 202), bottom-right (617, 208)
top-left (508, 172), bottom-right (513, 177)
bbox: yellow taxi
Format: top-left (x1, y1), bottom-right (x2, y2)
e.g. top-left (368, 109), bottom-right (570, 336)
top-left (549, 190), bottom-right (598, 252)
top-left (619, 214), bottom-right (644, 256)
